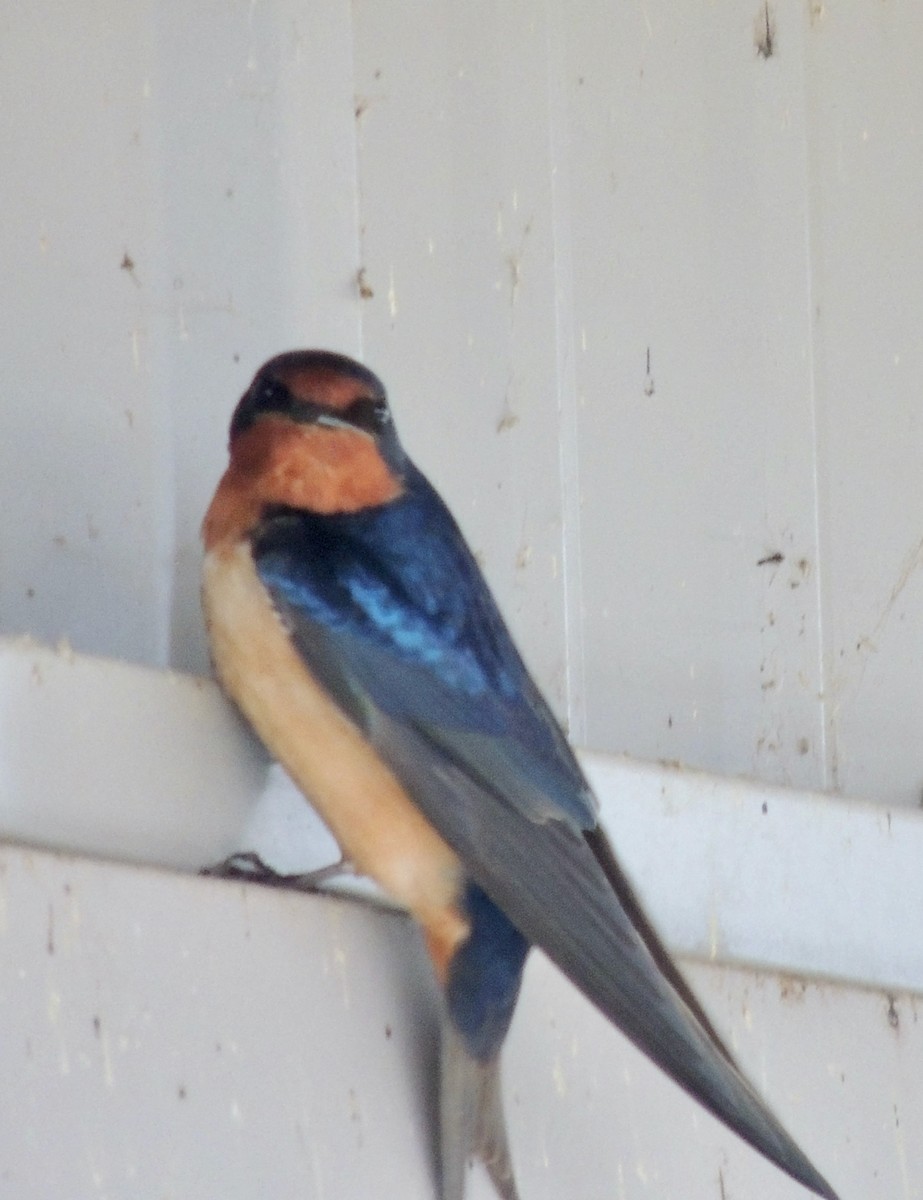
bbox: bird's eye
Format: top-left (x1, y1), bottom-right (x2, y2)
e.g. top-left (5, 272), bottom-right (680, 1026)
top-left (346, 396), bottom-right (390, 434)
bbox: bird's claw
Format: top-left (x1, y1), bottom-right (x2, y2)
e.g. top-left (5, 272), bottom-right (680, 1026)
top-left (201, 851), bottom-right (354, 892)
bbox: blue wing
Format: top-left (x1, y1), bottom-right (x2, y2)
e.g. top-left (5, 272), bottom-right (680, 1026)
top-left (253, 460), bottom-right (596, 830)
top-left (250, 461), bottom-right (837, 1200)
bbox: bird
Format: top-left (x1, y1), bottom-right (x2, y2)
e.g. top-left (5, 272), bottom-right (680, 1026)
top-left (201, 349), bottom-right (839, 1200)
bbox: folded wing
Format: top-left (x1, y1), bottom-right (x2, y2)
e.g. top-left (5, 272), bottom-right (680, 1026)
top-left (252, 470), bottom-right (837, 1200)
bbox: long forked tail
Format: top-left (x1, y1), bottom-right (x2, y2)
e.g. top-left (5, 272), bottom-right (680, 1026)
top-left (379, 718), bottom-right (839, 1199)
top-left (439, 1015), bottom-right (520, 1200)
top-left (490, 819), bottom-right (840, 1200)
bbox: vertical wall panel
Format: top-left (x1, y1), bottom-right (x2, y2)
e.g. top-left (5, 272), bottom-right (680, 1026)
top-left (352, 1), bottom-right (571, 716)
top-left (151, 0), bottom-right (364, 672)
top-left (804, 4), bottom-right (923, 803)
top-left (561, 2), bottom-right (827, 788)
top-left (0, 1), bottom-right (362, 675)
top-left (0, 5), bottom-right (174, 665)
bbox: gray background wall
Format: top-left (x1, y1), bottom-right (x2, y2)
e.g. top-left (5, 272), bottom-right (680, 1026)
top-left (2, 9), bottom-right (922, 1198)
top-left (2, 1), bottom-right (922, 804)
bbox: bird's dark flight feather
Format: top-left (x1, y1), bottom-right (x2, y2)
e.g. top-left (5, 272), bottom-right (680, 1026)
top-left (251, 462), bottom-right (838, 1200)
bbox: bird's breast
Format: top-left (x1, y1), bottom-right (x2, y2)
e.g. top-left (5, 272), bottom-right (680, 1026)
top-left (201, 420), bottom-right (403, 550)
top-left (202, 538), bottom-right (469, 975)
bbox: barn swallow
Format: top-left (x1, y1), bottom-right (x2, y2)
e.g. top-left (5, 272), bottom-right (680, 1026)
top-left (202, 350), bottom-right (838, 1200)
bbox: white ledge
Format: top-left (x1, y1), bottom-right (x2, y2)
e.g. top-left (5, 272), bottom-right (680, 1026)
top-left (0, 636), bottom-right (920, 994)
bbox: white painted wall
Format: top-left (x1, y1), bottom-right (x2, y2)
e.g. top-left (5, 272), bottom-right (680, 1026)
top-left (2, 4), bottom-right (921, 803)
top-left (6, 837), bottom-right (919, 1200)
top-left (0, 637), bottom-right (919, 1199)
top-left (3, 10), bottom-right (921, 1196)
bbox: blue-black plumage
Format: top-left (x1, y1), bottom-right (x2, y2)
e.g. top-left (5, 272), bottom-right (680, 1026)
top-left (202, 349), bottom-right (840, 1200)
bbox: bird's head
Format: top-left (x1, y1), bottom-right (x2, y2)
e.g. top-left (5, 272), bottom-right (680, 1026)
top-left (229, 350), bottom-right (401, 466)
top-left (204, 351), bottom-right (405, 548)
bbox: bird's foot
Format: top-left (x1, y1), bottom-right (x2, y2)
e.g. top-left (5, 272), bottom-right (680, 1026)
top-left (201, 850), bottom-right (354, 892)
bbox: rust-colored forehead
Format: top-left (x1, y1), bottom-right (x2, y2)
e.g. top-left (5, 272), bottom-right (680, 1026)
top-left (273, 365), bottom-right (375, 411)
top-left (264, 351), bottom-right (385, 413)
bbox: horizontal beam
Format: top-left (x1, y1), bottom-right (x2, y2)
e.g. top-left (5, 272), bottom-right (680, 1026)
top-left (1, 636), bottom-right (920, 993)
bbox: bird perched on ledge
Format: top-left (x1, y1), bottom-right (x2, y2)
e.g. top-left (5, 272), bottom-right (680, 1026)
top-left (202, 349), bottom-right (838, 1200)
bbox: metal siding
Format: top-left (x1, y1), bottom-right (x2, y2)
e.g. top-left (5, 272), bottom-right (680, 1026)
top-left (560, 1), bottom-right (827, 789)
top-left (0, 6), bottom-right (921, 811)
top-left (804, 3), bottom-right (923, 802)
top-left (0, 840), bottom-right (915, 1199)
top-left (353, 0), bottom-right (572, 719)
top-left (0, 1), bottom-right (362, 675)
